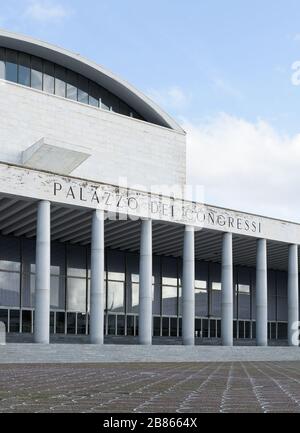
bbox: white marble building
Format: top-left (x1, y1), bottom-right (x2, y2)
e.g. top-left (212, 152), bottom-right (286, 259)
top-left (0, 29), bottom-right (299, 346)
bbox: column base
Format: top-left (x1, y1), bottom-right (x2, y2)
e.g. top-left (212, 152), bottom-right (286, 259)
top-left (90, 338), bottom-right (104, 345)
top-left (183, 339), bottom-right (195, 346)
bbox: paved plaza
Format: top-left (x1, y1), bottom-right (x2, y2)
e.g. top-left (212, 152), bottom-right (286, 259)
top-left (1, 362), bottom-right (300, 413)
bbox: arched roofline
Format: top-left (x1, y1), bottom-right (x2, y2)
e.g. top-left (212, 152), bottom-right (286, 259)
top-left (0, 28), bottom-right (185, 133)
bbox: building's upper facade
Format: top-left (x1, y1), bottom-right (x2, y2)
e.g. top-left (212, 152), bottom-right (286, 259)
top-left (0, 29), bottom-right (186, 191)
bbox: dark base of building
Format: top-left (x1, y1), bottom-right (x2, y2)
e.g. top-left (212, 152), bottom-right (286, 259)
top-left (5, 333), bottom-right (289, 346)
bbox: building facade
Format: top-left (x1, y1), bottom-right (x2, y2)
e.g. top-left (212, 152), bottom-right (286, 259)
top-left (0, 29), bottom-right (299, 346)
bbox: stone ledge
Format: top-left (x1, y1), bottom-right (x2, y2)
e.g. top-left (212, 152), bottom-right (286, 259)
top-left (0, 344), bottom-right (299, 364)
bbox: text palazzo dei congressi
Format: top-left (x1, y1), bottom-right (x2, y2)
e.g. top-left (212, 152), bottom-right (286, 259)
top-left (53, 181), bottom-right (262, 234)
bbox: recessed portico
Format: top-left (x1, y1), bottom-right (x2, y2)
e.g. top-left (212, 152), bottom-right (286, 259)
top-left (0, 163), bottom-right (298, 347)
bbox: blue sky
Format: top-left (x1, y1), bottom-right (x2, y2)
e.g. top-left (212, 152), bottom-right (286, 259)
top-left (1, 0), bottom-right (300, 220)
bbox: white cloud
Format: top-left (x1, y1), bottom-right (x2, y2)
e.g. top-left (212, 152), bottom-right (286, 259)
top-left (212, 77), bottom-right (242, 99)
top-left (24, 1), bottom-right (70, 22)
top-left (147, 86), bottom-right (191, 111)
top-left (294, 33), bottom-right (300, 42)
top-left (184, 113), bottom-right (300, 222)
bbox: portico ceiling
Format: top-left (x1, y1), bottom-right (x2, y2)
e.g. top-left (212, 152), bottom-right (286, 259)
top-left (0, 196), bottom-right (291, 271)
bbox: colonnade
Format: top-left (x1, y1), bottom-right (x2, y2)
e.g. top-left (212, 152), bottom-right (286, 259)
top-left (34, 202), bottom-right (299, 347)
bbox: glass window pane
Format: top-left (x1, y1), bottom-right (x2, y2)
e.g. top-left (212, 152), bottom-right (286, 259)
top-left (178, 317), bottom-right (182, 337)
top-left (170, 317), bottom-right (177, 337)
top-left (278, 322), bottom-right (287, 339)
top-left (108, 314), bottom-right (116, 335)
top-left (153, 316), bottom-right (160, 337)
top-left (162, 317), bottom-right (169, 336)
top-left (66, 70), bottom-right (78, 101)
top-left (238, 321), bottom-right (244, 338)
top-left (162, 285), bottom-right (177, 315)
top-left (210, 319), bottom-right (216, 338)
top-left (9, 309), bottom-right (20, 333)
top-left (212, 282), bottom-right (221, 291)
top-left (56, 312), bottom-right (65, 334)
top-left (0, 48), bottom-right (5, 79)
top-left (119, 101), bottom-right (131, 116)
top-left (233, 320), bottom-right (237, 339)
top-left (89, 81), bottom-right (100, 107)
top-left (22, 273), bottom-right (35, 309)
top-left (107, 281), bottom-right (124, 313)
top-left (216, 320), bottom-right (221, 338)
top-left (0, 237), bottom-right (21, 271)
top-left (106, 91), bottom-right (120, 112)
top-left (21, 238), bottom-right (36, 307)
top-left (50, 311), bottom-right (55, 334)
top-left (128, 282), bottom-right (139, 314)
top-left (107, 272), bottom-right (125, 282)
top-left (31, 56), bottom-right (43, 90)
top-left (202, 319), bottom-right (209, 338)
top-left (78, 75), bottom-right (89, 104)
top-left (245, 321), bottom-right (251, 339)
top-left (195, 318), bottom-right (201, 338)
top-left (126, 315), bottom-right (135, 336)
top-left (195, 280), bottom-right (207, 292)
top-left (0, 271), bottom-right (20, 307)
top-left (100, 88), bottom-right (111, 110)
top-left (55, 65), bottom-right (66, 97)
top-left (50, 275), bottom-right (65, 310)
top-left (77, 313), bottom-right (86, 335)
top-left (252, 322), bottom-right (256, 339)
top-left (239, 284), bottom-right (250, 294)
top-left (6, 49), bottom-right (18, 83)
top-left (22, 310), bottom-right (32, 333)
top-left (117, 315), bottom-right (125, 336)
top-left (67, 312), bottom-right (76, 334)
top-left (162, 277), bottom-right (177, 286)
top-left (131, 109), bottom-right (143, 120)
top-left (18, 53), bottom-right (31, 87)
top-left (43, 61), bottom-right (55, 94)
top-left (67, 278), bottom-right (86, 312)
top-left (67, 245), bottom-right (86, 277)
top-left (0, 309), bottom-right (8, 333)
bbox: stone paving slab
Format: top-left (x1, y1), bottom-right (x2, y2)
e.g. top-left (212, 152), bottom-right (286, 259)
top-left (1, 362), bottom-right (300, 413)
top-left (0, 344), bottom-right (300, 363)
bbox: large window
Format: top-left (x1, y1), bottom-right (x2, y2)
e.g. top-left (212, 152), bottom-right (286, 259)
top-left (66, 245), bottom-right (87, 312)
top-left (18, 53), bottom-right (31, 87)
top-left (162, 258), bottom-right (178, 316)
top-left (31, 56), bottom-right (43, 90)
top-left (0, 47), bottom-right (145, 123)
top-left (107, 280), bottom-right (124, 313)
top-left (6, 49), bottom-right (18, 83)
top-left (0, 47), bottom-right (5, 79)
top-left (0, 237), bottom-right (21, 308)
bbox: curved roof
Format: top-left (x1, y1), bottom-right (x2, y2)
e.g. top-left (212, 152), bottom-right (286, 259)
top-left (0, 28), bottom-right (184, 133)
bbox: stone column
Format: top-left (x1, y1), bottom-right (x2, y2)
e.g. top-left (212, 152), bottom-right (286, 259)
top-left (182, 225), bottom-right (195, 345)
top-left (288, 244), bottom-right (299, 346)
top-left (34, 200), bottom-right (51, 344)
top-left (90, 210), bottom-right (105, 344)
top-left (221, 232), bottom-right (233, 346)
top-left (256, 238), bottom-right (268, 346)
top-left (139, 219), bottom-right (152, 345)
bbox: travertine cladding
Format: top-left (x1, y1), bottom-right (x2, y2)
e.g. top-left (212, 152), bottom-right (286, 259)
top-left (0, 80), bottom-right (186, 190)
